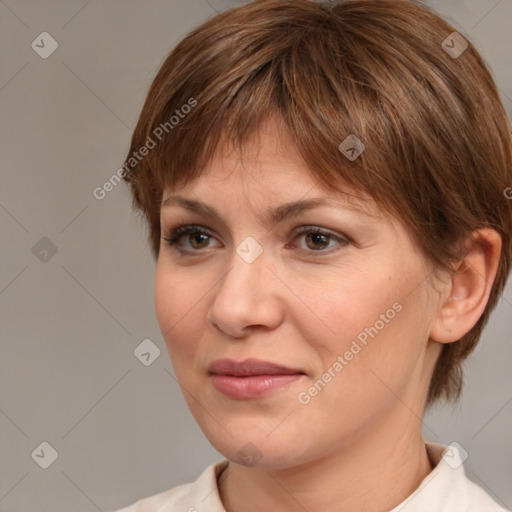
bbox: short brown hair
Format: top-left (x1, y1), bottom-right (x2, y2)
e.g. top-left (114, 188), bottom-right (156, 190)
top-left (122, 0), bottom-right (512, 406)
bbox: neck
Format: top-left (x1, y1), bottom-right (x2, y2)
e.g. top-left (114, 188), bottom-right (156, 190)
top-left (218, 408), bottom-right (434, 512)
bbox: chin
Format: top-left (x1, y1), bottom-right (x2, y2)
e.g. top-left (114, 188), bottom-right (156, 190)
top-left (195, 417), bottom-right (313, 469)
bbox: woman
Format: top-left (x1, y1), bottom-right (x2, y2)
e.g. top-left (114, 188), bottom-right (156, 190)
top-left (114, 0), bottom-right (511, 510)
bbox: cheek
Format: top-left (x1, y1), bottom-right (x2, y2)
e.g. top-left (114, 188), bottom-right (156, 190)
top-left (154, 264), bottom-right (177, 336)
top-left (301, 268), bottom-right (403, 352)
top-left (154, 263), bottom-right (204, 363)
top-left (301, 267), bottom-right (427, 393)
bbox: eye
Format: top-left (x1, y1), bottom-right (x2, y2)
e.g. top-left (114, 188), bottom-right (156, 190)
top-left (162, 224), bottom-right (218, 255)
top-left (161, 224), bottom-right (349, 256)
top-left (288, 226), bottom-right (349, 253)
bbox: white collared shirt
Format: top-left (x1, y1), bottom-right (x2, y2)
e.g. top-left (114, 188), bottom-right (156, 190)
top-left (113, 441), bottom-right (510, 511)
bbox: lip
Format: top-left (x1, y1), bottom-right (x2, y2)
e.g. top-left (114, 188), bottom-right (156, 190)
top-left (208, 358), bottom-right (303, 376)
top-left (208, 358), bottom-right (306, 399)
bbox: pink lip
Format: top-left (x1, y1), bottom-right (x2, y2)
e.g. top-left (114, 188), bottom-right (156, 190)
top-left (208, 358), bottom-right (305, 399)
top-left (208, 358), bottom-right (303, 376)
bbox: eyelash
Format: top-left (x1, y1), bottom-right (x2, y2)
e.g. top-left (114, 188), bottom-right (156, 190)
top-left (161, 224), bottom-right (349, 257)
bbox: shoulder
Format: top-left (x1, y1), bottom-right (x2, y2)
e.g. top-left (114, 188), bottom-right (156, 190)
top-left (111, 459), bottom-right (229, 512)
top-left (464, 476), bottom-right (510, 512)
top-left (393, 441), bottom-right (510, 512)
top-left (113, 482), bottom-right (191, 512)
top-left (430, 441), bottom-right (509, 511)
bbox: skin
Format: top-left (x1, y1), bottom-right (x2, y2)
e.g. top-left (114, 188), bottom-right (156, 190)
top-left (154, 117), bottom-right (502, 512)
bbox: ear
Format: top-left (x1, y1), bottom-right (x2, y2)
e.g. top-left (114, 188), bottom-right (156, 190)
top-left (429, 228), bottom-right (502, 344)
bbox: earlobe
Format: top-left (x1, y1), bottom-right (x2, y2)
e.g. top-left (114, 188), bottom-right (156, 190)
top-left (429, 228), bottom-right (502, 344)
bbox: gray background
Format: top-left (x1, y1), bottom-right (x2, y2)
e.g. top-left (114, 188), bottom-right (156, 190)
top-left (0, 1), bottom-right (511, 511)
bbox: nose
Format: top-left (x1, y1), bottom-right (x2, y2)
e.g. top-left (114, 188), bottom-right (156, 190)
top-left (207, 243), bottom-right (284, 338)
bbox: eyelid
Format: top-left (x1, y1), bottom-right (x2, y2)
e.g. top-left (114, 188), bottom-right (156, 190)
top-left (291, 225), bottom-right (348, 241)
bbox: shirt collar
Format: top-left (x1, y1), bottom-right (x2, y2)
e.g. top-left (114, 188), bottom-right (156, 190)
top-left (389, 441), bottom-right (468, 511)
top-left (175, 441), bottom-right (474, 512)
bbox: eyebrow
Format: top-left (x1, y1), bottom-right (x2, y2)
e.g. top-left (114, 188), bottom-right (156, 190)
top-left (161, 194), bottom-right (378, 225)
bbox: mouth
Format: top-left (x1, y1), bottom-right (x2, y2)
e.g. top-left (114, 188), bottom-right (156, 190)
top-left (208, 357), bottom-right (305, 377)
top-left (208, 358), bottom-right (306, 399)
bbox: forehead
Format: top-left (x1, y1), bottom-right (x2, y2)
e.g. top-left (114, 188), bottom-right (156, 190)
top-left (162, 117), bottom-right (382, 220)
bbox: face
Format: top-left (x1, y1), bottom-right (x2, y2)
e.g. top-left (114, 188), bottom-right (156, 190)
top-left (154, 118), bottom-right (443, 469)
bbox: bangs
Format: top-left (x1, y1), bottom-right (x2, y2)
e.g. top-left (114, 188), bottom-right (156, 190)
top-left (137, 4), bottom-right (414, 220)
